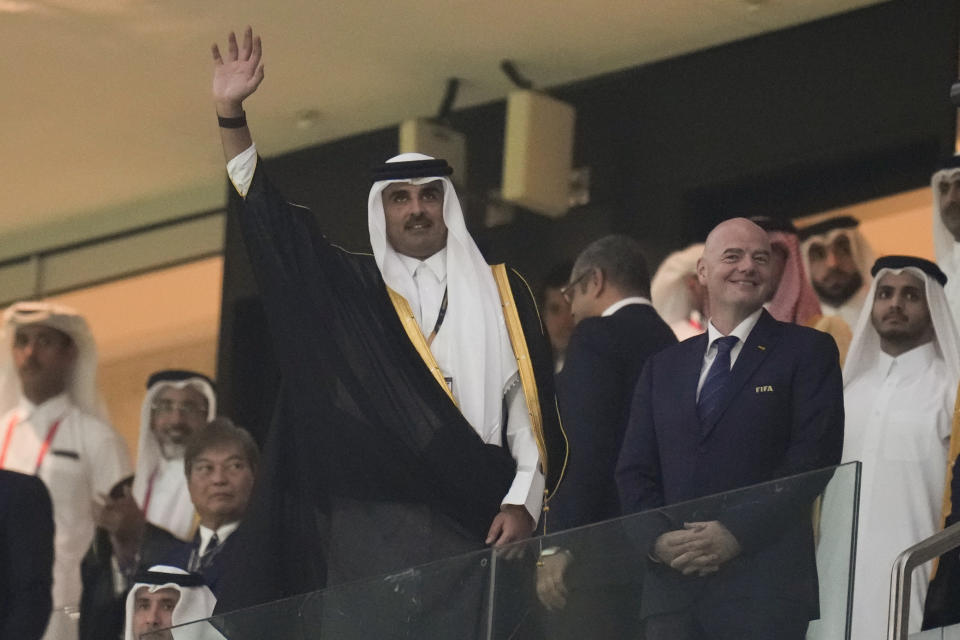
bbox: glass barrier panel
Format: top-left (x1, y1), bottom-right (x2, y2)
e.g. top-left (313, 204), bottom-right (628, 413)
top-left (492, 463), bottom-right (859, 640)
top-left (149, 463), bottom-right (859, 640)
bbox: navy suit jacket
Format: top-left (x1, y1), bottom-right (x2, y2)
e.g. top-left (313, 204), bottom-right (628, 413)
top-left (551, 302), bottom-right (676, 532)
top-left (616, 309), bottom-right (843, 620)
top-left (0, 469), bottom-right (54, 640)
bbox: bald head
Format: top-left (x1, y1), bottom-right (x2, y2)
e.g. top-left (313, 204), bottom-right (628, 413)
top-left (703, 218), bottom-right (770, 257)
top-left (697, 218), bottom-right (773, 332)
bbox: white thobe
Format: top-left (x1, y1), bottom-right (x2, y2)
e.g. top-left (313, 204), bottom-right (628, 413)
top-left (141, 455), bottom-right (194, 540)
top-left (843, 343), bottom-right (956, 638)
top-left (394, 250), bottom-right (544, 517)
top-left (0, 393), bottom-right (131, 640)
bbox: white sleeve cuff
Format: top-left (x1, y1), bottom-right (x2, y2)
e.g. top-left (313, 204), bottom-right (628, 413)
top-left (226, 143), bottom-right (258, 197)
top-left (502, 466), bottom-right (545, 521)
top-left (501, 381), bottom-right (546, 520)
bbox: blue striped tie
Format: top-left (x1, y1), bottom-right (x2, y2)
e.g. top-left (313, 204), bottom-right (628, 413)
top-left (697, 336), bottom-right (739, 427)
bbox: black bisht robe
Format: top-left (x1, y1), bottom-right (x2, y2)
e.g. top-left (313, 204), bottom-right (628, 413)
top-left (216, 162), bottom-right (566, 613)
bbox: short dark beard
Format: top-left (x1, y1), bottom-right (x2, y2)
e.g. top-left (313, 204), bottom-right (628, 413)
top-left (813, 270), bottom-right (863, 308)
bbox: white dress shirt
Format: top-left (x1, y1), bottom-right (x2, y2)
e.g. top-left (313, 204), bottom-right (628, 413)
top-left (197, 521), bottom-right (241, 557)
top-left (601, 296), bottom-right (651, 317)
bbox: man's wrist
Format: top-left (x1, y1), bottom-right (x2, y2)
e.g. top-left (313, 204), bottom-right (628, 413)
top-left (215, 101), bottom-right (244, 118)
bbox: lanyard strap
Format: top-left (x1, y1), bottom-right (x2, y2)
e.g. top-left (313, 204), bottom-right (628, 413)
top-left (425, 287), bottom-right (449, 348)
top-left (0, 415), bottom-right (16, 468)
top-left (0, 413), bottom-right (65, 474)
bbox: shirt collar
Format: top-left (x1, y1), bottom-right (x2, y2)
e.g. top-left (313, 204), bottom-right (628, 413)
top-left (396, 247), bottom-right (447, 283)
top-left (706, 308), bottom-right (764, 349)
top-left (601, 296), bottom-right (651, 317)
top-left (17, 392), bottom-right (70, 423)
top-left (877, 341), bottom-right (938, 380)
top-left (198, 520), bottom-right (241, 549)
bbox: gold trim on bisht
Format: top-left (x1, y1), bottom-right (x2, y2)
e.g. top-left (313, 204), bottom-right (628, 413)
top-left (387, 267), bottom-right (559, 493)
top-left (491, 264), bottom-right (550, 485)
top-left (386, 286), bottom-right (457, 406)
top-left (933, 384), bottom-right (960, 579)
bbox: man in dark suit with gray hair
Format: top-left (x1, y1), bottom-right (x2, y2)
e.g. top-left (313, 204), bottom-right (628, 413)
top-left (537, 234), bottom-right (676, 637)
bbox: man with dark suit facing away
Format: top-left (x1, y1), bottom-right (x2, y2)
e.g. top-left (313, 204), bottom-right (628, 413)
top-left (616, 217), bottom-right (844, 640)
top-left (537, 235), bottom-right (676, 637)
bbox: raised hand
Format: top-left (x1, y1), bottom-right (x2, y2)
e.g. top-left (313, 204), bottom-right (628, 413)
top-left (212, 26), bottom-right (265, 117)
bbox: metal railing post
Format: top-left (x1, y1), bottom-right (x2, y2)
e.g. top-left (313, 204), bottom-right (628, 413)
top-left (887, 521), bottom-right (960, 639)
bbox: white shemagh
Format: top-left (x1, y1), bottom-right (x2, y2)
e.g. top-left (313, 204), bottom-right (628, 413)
top-left (123, 565), bottom-right (219, 640)
top-left (0, 301), bottom-right (108, 421)
top-left (799, 225), bottom-right (874, 327)
top-left (131, 376), bottom-right (216, 540)
top-left (932, 167), bottom-right (960, 327)
top-left (368, 153), bottom-right (517, 443)
top-left (843, 265), bottom-right (960, 387)
top-left (650, 243), bottom-right (705, 336)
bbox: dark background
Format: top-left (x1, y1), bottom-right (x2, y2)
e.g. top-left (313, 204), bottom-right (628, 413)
top-left (218, 0), bottom-right (960, 440)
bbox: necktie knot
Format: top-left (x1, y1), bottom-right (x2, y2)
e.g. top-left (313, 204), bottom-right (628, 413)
top-left (713, 335), bottom-right (738, 355)
top-left (206, 532), bottom-right (219, 555)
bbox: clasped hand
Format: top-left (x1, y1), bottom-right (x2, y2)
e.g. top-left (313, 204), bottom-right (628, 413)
top-left (652, 520), bottom-right (740, 576)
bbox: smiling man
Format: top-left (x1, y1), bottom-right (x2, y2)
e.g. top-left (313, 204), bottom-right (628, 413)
top-left (206, 29), bottom-right (566, 625)
top-left (132, 371), bottom-right (217, 541)
top-left (841, 256), bottom-right (960, 639)
top-left (616, 217), bottom-right (844, 639)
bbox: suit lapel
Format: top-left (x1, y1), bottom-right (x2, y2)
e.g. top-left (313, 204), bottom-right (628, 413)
top-left (682, 334), bottom-right (708, 436)
top-left (701, 310), bottom-right (781, 438)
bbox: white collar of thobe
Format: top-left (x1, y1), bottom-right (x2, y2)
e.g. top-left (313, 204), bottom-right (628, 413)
top-left (601, 296), bottom-right (651, 317)
top-left (397, 247), bottom-right (447, 284)
top-left (876, 341), bottom-right (938, 381)
top-left (16, 392), bottom-right (70, 424)
top-left (705, 307), bottom-right (764, 350)
top-left (198, 520), bottom-right (240, 553)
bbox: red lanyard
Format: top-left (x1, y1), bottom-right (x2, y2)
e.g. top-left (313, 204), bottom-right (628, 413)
top-left (0, 413), bottom-right (65, 474)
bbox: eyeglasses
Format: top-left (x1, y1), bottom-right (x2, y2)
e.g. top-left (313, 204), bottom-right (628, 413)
top-left (151, 399), bottom-right (207, 417)
top-left (560, 270), bottom-right (593, 303)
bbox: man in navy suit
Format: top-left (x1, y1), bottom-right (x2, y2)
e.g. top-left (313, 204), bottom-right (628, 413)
top-left (537, 235), bottom-right (676, 637)
top-left (165, 418), bottom-right (257, 596)
top-left (616, 217), bottom-right (844, 640)
top-left (551, 234), bottom-right (677, 533)
top-left (0, 469), bottom-right (55, 639)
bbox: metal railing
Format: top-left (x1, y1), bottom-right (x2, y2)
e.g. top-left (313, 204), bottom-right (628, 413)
top-left (888, 521), bottom-right (960, 639)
